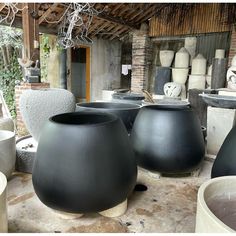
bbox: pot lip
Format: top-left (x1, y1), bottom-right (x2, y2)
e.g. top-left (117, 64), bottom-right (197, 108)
top-left (0, 130), bottom-right (15, 142)
top-left (76, 102), bottom-right (142, 110)
top-left (197, 176), bottom-right (236, 233)
top-left (0, 172), bottom-right (7, 196)
top-left (142, 104), bottom-right (190, 110)
top-left (49, 111), bottom-right (119, 127)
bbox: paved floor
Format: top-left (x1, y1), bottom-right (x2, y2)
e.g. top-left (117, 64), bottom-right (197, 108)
top-left (7, 160), bottom-right (213, 233)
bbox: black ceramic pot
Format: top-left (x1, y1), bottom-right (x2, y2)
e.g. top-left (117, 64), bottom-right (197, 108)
top-left (130, 105), bottom-right (205, 174)
top-left (211, 126), bottom-right (236, 178)
top-left (76, 102), bottom-right (141, 133)
top-left (32, 112), bottom-right (137, 213)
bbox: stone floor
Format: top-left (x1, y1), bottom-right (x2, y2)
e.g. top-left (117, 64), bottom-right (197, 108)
top-left (7, 159), bottom-right (213, 233)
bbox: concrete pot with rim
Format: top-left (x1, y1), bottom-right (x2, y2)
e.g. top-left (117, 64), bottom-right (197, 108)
top-left (159, 50), bottom-right (175, 67)
top-left (19, 88), bottom-right (76, 142)
top-left (195, 176), bottom-right (236, 233)
top-left (172, 68), bottom-right (189, 84)
top-left (0, 130), bottom-right (16, 179)
top-left (0, 172), bottom-right (7, 232)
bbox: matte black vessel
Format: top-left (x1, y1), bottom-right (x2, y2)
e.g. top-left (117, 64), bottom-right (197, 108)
top-left (76, 102), bottom-right (141, 133)
top-left (32, 112), bottom-right (137, 213)
top-left (211, 126), bottom-right (236, 178)
top-left (130, 105), bottom-right (205, 174)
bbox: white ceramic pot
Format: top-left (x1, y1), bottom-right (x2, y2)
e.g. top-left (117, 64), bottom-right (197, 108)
top-left (188, 75), bottom-right (206, 90)
top-left (102, 90), bottom-right (114, 101)
top-left (174, 47), bottom-right (190, 68)
top-left (215, 49), bottom-right (225, 59)
top-left (195, 176), bottom-right (236, 233)
top-left (191, 54), bottom-right (207, 75)
top-left (172, 68), bottom-right (189, 84)
top-left (159, 50), bottom-right (175, 67)
top-left (0, 118), bottom-right (14, 132)
top-left (0, 130), bottom-right (15, 179)
top-left (19, 88), bottom-right (76, 142)
top-left (164, 82), bottom-right (182, 98)
top-left (0, 172), bottom-right (7, 232)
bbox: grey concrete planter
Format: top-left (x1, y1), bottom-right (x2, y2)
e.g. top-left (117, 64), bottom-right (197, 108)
top-left (0, 172), bottom-right (7, 232)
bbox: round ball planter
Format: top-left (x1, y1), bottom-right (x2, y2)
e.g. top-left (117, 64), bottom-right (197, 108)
top-left (76, 102), bottom-right (141, 133)
top-left (19, 88), bottom-right (76, 142)
top-left (0, 172), bottom-right (7, 233)
top-left (32, 112), bottom-right (137, 214)
top-left (130, 105), bottom-right (205, 173)
top-left (0, 130), bottom-right (16, 179)
top-left (211, 125), bottom-right (236, 178)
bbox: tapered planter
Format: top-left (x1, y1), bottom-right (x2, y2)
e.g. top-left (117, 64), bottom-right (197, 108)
top-left (195, 176), bottom-right (236, 233)
top-left (188, 75), bottom-right (206, 90)
top-left (32, 112), bottom-right (137, 213)
top-left (211, 125), bottom-right (236, 178)
top-left (130, 105), bottom-right (205, 173)
top-left (76, 102), bottom-right (141, 133)
top-left (19, 88), bottom-right (76, 141)
top-left (174, 47), bottom-right (189, 68)
top-left (159, 50), bottom-right (174, 67)
top-left (0, 172), bottom-right (7, 232)
top-left (0, 130), bottom-right (16, 179)
top-left (172, 68), bottom-right (189, 84)
top-left (191, 54), bottom-right (207, 75)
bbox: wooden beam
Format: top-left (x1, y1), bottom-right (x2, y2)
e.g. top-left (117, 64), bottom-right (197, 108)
top-left (110, 4), bottom-right (123, 14)
top-left (110, 27), bottom-right (128, 40)
top-left (134, 5), bottom-right (158, 22)
top-left (22, 3), bottom-right (39, 61)
top-left (39, 3), bottom-right (58, 24)
top-left (91, 21), bottom-right (110, 37)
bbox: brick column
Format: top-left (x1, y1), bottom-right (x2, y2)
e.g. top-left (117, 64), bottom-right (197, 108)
top-left (228, 27), bottom-right (236, 66)
top-left (15, 82), bottom-right (50, 136)
top-left (131, 23), bottom-right (152, 93)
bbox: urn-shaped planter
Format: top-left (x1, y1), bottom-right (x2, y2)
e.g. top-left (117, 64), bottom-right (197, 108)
top-left (191, 54), bottom-right (207, 75)
top-left (172, 68), bottom-right (189, 84)
top-left (195, 176), bottom-right (236, 233)
top-left (0, 172), bottom-right (7, 232)
top-left (19, 88), bottom-right (76, 142)
top-left (211, 125), bottom-right (236, 178)
top-left (188, 75), bottom-right (206, 90)
top-left (130, 105), bottom-right (205, 173)
top-left (32, 112), bottom-right (137, 214)
top-left (0, 130), bottom-right (16, 179)
top-left (159, 50), bottom-right (175, 67)
top-left (174, 47), bottom-right (190, 68)
top-left (76, 102), bottom-right (141, 133)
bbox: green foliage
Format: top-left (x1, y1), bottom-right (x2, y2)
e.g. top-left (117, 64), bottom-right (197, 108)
top-left (0, 25), bottom-right (22, 48)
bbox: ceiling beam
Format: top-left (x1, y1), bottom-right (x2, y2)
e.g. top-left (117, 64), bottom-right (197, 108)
top-left (0, 3), bottom-right (5, 12)
top-left (39, 3), bottom-right (58, 24)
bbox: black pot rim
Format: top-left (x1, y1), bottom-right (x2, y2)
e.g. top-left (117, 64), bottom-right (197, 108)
top-left (77, 102), bottom-right (141, 110)
top-left (49, 112), bottom-right (119, 127)
top-left (143, 104), bottom-right (191, 111)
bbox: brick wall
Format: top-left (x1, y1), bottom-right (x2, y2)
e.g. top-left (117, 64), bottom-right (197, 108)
top-left (15, 82), bottom-right (50, 136)
top-left (228, 27), bottom-right (236, 66)
top-left (131, 25), bottom-right (152, 93)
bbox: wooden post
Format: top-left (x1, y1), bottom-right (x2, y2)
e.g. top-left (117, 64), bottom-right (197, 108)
top-left (22, 3), bottom-right (39, 62)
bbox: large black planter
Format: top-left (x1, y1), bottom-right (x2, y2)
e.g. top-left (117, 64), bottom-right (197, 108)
top-left (76, 102), bottom-right (141, 133)
top-left (32, 112), bottom-right (137, 213)
top-left (211, 126), bottom-right (236, 178)
top-left (130, 105), bottom-right (205, 173)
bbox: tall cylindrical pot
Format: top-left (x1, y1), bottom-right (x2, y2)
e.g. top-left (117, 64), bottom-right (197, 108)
top-left (191, 54), bottom-right (207, 75)
top-left (174, 47), bottom-right (189, 68)
top-left (32, 112), bottom-right (137, 213)
top-left (211, 58), bottom-right (227, 89)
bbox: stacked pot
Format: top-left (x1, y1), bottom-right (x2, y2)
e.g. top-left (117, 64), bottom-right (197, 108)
top-left (154, 50), bottom-right (174, 95)
top-left (188, 54), bottom-right (207, 92)
top-left (172, 47), bottom-right (190, 99)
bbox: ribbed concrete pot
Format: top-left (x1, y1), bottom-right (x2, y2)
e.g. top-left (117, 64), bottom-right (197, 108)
top-left (19, 88), bottom-right (76, 142)
top-left (0, 130), bottom-right (15, 179)
top-left (174, 47), bottom-right (189, 68)
top-left (159, 50), bottom-right (174, 67)
top-left (195, 176), bottom-right (236, 233)
top-left (188, 75), bottom-right (206, 90)
top-left (172, 68), bottom-right (189, 84)
top-left (0, 172), bottom-right (7, 232)
top-left (0, 118), bottom-right (14, 132)
top-left (191, 54), bottom-right (207, 75)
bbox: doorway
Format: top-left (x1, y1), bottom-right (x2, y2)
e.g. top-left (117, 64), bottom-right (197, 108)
top-left (70, 46), bottom-right (90, 102)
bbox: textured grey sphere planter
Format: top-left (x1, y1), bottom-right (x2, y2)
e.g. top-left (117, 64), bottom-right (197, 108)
top-left (19, 88), bottom-right (76, 141)
top-left (0, 130), bottom-right (16, 179)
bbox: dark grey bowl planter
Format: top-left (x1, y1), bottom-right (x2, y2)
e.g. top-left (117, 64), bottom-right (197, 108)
top-left (76, 102), bottom-right (141, 133)
top-left (32, 112), bottom-right (137, 214)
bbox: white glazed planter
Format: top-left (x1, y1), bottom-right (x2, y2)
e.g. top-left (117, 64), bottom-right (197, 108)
top-left (172, 68), bottom-right (189, 84)
top-left (0, 118), bottom-right (14, 132)
top-left (0, 131), bottom-right (15, 179)
top-left (191, 54), bottom-right (207, 75)
top-left (195, 176), bottom-right (236, 233)
top-left (188, 75), bottom-right (206, 90)
top-left (164, 82), bottom-right (182, 98)
top-left (215, 49), bottom-right (225, 59)
top-left (0, 172), bottom-right (7, 232)
top-left (174, 47), bottom-right (190, 68)
top-left (159, 50), bottom-right (175, 67)
top-left (19, 88), bottom-right (76, 142)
